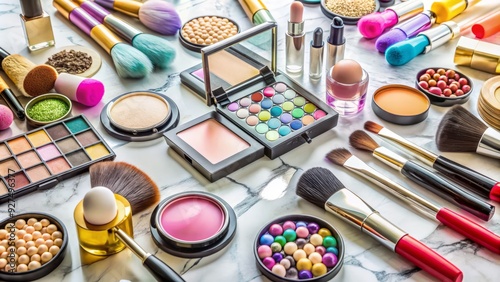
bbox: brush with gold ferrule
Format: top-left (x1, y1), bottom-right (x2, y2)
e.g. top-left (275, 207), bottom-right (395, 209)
top-left (349, 130), bottom-right (494, 221)
top-left (326, 148), bottom-right (500, 254)
top-left (53, 0), bottom-right (152, 78)
top-left (364, 120), bottom-right (500, 203)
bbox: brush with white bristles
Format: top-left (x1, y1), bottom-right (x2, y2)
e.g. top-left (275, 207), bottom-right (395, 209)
top-left (89, 0), bottom-right (181, 35)
top-left (75, 0), bottom-right (176, 69)
top-left (54, 0), bottom-right (153, 78)
top-left (295, 167), bottom-right (463, 282)
top-left (436, 105), bottom-right (500, 159)
top-left (364, 120), bottom-right (500, 203)
top-left (326, 148), bottom-right (500, 254)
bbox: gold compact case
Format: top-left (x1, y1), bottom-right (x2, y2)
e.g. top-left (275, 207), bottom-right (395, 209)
top-left (454, 37), bottom-right (500, 74)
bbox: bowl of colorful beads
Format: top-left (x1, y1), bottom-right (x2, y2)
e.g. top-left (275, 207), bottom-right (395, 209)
top-left (254, 214), bottom-right (344, 281)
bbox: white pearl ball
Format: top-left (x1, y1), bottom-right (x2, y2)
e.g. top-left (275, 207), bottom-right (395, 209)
top-left (83, 186), bottom-right (117, 225)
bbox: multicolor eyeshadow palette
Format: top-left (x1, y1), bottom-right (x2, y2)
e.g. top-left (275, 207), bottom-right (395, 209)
top-left (169, 22), bottom-right (338, 181)
top-left (0, 115), bottom-right (115, 202)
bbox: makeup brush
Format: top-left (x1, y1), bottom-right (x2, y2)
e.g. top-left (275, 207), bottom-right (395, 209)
top-left (53, 0), bottom-right (153, 78)
top-left (89, 0), bottom-right (181, 35)
top-left (436, 105), bottom-right (500, 159)
top-left (385, 7), bottom-right (500, 66)
top-left (349, 130), bottom-right (494, 221)
top-left (88, 161), bottom-right (183, 282)
top-left (327, 148), bottom-right (500, 254)
top-left (296, 167), bottom-right (463, 282)
top-left (364, 121), bottom-right (500, 203)
top-left (74, 0), bottom-right (176, 69)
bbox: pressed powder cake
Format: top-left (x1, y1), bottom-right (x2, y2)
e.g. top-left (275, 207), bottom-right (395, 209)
top-left (109, 94), bottom-right (170, 130)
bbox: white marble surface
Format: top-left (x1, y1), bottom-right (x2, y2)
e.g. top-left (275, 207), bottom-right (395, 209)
top-left (1, 0), bottom-right (500, 281)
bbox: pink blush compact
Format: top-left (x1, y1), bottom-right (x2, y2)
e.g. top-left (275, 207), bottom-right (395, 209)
top-left (159, 196), bottom-right (225, 242)
top-left (150, 192), bottom-right (237, 258)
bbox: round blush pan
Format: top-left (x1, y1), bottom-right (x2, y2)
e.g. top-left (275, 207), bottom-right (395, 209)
top-left (150, 192), bottom-right (237, 258)
top-left (372, 84), bottom-right (430, 125)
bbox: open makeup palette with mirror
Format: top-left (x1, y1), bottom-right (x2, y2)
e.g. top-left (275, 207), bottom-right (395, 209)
top-left (167, 22), bottom-right (338, 181)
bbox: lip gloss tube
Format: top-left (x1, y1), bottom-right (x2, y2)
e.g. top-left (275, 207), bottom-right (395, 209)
top-left (285, 1), bottom-right (305, 74)
top-left (309, 27), bottom-right (324, 79)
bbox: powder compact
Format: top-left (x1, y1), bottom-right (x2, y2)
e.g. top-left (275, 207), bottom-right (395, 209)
top-left (478, 76), bottom-right (500, 130)
top-left (101, 91), bottom-right (180, 141)
top-left (0, 115), bottom-right (115, 203)
top-left (25, 93), bottom-right (72, 127)
top-left (372, 84), bottom-right (430, 125)
top-left (179, 15), bottom-right (240, 52)
top-left (320, 0), bottom-right (380, 25)
top-left (150, 191), bottom-right (237, 258)
top-left (171, 22), bottom-right (338, 181)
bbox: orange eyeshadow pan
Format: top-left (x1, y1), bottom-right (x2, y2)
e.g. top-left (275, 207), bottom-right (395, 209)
top-left (46, 157), bottom-right (71, 174)
top-left (17, 151), bottom-right (41, 169)
top-left (26, 165), bottom-right (51, 182)
top-left (7, 137), bottom-right (31, 154)
top-left (0, 158), bottom-right (20, 177)
top-left (0, 144), bottom-right (10, 160)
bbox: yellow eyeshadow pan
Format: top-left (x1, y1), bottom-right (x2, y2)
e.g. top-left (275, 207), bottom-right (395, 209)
top-left (27, 130), bottom-right (51, 147)
top-left (85, 143), bottom-right (110, 160)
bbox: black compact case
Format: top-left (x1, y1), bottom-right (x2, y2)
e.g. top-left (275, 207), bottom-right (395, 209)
top-left (169, 22), bottom-right (338, 181)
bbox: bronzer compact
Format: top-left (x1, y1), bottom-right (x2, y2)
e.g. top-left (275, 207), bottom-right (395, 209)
top-left (166, 22), bottom-right (338, 181)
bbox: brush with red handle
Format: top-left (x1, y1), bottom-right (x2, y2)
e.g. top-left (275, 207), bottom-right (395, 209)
top-left (296, 167), bottom-right (463, 282)
top-left (327, 148), bottom-right (500, 254)
top-left (365, 120), bottom-right (500, 202)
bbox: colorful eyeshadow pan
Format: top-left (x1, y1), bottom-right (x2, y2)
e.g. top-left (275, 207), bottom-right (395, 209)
top-left (27, 131), bottom-right (51, 147)
top-left (302, 115), bottom-right (315, 126)
top-left (284, 90), bottom-right (296, 99)
top-left (268, 118), bottom-right (280, 129)
top-left (256, 123), bottom-right (269, 134)
top-left (57, 138), bottom-right (80, 154)
top-left (282, 102), bottom-right (294, 112)
top-left (240, 98), bottom-right (251, 107)
top-left (281, 113), bottom-right (292, 124)
top-left (46, 124), bottom-right (70, 140)
top-left (292, 108), bottom-right (304, 118)
top-left (272, 94), bottom-right (285, 104)
top-left (304, 103), bottom-right (316, 113)
top-left (237, 109), bottom-right (249, 119)
top-left (8, 137), bottom-right (31, 154)
top-left (251, 92), bottom-right (263, 102)
top-left (228, 103), bottom-right (239, 112)
top-left (270, 107), bottom-right (282, 117)
top-left (249, 104), bottom-right (261, 114)
top-left (263, 87), bottom-right (275, 97)
top-left (279, 126), bottom-right (291, 136)
top-left (265, 131), bottom-right (279, 141)
top-left (290, 120), bottom-right (302, 130)
top-left (261, 99), bottom-right (273, 109)
top-left (258, 111), bottom-right (271, 121)
top-left (0, 145), bottom-right (10, 160)
top-left (0, 115), bottom-right (115, 201)
top-left (246, 116), bottom-right (259, 126)
top-left (17, 151), bottom-right (41, 168)
top-left (274, 83), bottom-right (287, 92)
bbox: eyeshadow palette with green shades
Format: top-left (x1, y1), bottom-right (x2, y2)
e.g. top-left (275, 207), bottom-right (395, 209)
top-left (0, 115), bottom-right (115, 202)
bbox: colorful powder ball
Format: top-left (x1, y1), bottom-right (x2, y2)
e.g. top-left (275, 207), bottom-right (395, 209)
top-left (0, 105), bottom-right (13, 130)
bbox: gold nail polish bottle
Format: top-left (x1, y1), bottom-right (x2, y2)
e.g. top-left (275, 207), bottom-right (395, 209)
top-left (19, 0), bottom-right (55, 52)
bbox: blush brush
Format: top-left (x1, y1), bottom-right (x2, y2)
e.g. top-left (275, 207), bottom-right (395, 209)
top-left (296, 167), bottom-right (463, 282)
top-left (365, 121), bottom-right (500, 203)
top-left (326, 148), bottom-right (500, 254)
top-left (349, 130), bottom-right (494, 221)
top-left (436, 105), bottom-right (500, 159)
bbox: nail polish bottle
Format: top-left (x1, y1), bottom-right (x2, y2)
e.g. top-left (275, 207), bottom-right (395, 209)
top-left (20, 0), bottom-right (56, 51)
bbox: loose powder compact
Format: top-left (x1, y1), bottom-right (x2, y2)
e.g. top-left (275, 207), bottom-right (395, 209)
top-left (171, 22), bottom-right (338, 181)
top-left (320, 0), bottom-right (379, 24)
top-left (179, 16), bottom-right (240, 52)
top-left (150, 191), bottom-right (237, 258)
top-left (101, 91), bottom-right (180, 141)
top-left (372, 84), bottom-right (430, 125)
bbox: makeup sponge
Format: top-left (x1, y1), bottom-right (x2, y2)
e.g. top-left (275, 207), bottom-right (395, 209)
top-left (0, 104), bottom-right (13, 130)
top-left (54, 73), bottom-right (105, 106)
top-left (1, 54), bottom-right (57, 97)
top-left (375, 29), bottom-right (407, 53)
top-left (83, 186), bottom-right (117, 225)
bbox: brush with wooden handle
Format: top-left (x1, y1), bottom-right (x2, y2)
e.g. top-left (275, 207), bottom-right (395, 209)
top-left (349, 130), bottom-right (494, 221)
top-left (296, 167), bottom-right (463, 282)
top-left (364, 120), bottom-right (500, 203)
top-left (436, 105), bottom-right (500, 159)
top-left (326, 148), bottom-right (500, 254)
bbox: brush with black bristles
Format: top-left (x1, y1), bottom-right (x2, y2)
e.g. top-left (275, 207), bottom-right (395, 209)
top-left (349, 130), bottom-right (494, 221)
top-left (364, 120), bottom-right (500, 203)
top-left (296, 168), bottom-right (463, 282)
top-left (87, 161), bottom-right (185, 282)
top-left (326, 148), bottom-right (500, 254)
top-left (436, 105), bottom-right (500, 158)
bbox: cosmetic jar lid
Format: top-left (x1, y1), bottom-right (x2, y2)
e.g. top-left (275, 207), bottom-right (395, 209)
top-left (414, 67), bottom-right (473, 107)
top-left (0, 212), bottom-right (68, 282)
top-left (25, 93), bottom-right (72, 127)
top-left (100, 91), bottom-right (179, 141)
top-left (150, 191), bottom-right (237, 258)
top-left (254, 214), bottom-right (345, 282)
top-left (478, 76), bottom-right (500, 130)
top-left (320, 0), bottom-right (380, 25)
top-left (179, 16), bottom-right (240, 53)
top-left (372, 84), bottom-right (430, 125)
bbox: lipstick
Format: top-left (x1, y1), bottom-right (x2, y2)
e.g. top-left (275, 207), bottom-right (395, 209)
top-left (431, 0), bottom-right (482, 23)
top-left (309, 27), bottom-right (324, 80)
top-left (285, 1), bottom-right (305, 74)
top-left (296, 168), bottom-right (463, 282)
top-left (376, 10), bottom-right (436, 53)
top-left (325, 17), bottom-right (345, 74)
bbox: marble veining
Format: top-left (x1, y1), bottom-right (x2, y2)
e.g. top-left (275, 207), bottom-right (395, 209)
top-left (0, 0), bottom-right (500, 281)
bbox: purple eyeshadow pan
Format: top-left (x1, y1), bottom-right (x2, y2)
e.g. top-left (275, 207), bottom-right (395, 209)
top-left (227, 103), bottom-right (239, 112)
